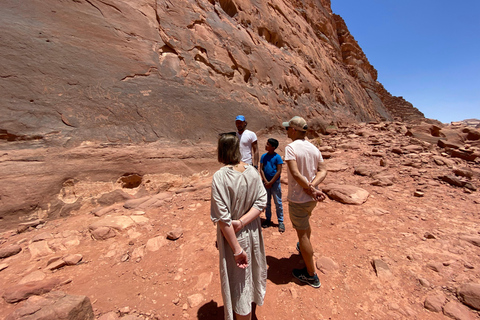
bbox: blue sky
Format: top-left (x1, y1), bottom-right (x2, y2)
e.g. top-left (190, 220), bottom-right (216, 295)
top-left (331, 0), bottom-right (480, 123)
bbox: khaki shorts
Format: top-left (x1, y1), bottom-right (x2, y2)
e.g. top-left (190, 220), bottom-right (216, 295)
top-left (288, 201), bottom-right (317, 230)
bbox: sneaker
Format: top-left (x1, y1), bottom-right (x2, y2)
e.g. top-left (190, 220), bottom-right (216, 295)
top-left (278, 222), bottom-right (285, 233)
top-left (292, 267), bottom-right (321, 288)
top-left (262, 220), bottom-right (271, 228)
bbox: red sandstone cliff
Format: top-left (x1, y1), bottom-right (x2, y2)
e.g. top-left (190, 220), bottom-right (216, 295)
top-left (0, 0), bottom-right (423, 146)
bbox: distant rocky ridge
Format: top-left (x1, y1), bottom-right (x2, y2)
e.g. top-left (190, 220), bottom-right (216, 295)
top-left (0, 0), bottom-right (423, 147)
top-left (452, 119), bottom-right (480, 128)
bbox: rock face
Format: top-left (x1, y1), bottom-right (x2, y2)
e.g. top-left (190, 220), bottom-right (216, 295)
top-left (0, 0), bottom-right (423, 147)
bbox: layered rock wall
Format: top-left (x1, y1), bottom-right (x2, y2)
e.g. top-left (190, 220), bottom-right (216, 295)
top-left (0, 0), bottom-right (423, 146)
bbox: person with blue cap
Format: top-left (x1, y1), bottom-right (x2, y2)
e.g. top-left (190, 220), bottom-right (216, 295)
top-left (235, 115), bottom-right (259, 169)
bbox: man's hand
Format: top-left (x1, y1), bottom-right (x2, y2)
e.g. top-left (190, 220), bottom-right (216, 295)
top-left (305, 184), bottom-right (326, 202)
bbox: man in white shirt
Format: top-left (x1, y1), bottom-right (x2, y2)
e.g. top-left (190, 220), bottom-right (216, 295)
top-left (235, 115), bottom-right (259, 168)
top-left (283, 116), bottom-right (327, 288)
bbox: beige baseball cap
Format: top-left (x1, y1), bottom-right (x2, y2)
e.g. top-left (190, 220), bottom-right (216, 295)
top-left (282, 116), bottom-right (308, 131)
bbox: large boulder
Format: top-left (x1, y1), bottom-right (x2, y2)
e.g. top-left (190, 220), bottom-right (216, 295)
top-left (5, 291), bottom-right (94, 320)
top-left (322, 184), bottom-right (369, 205)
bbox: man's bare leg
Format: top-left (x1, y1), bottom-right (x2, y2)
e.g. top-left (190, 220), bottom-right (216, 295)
top-left (296, 227), bottom-right (316, 276)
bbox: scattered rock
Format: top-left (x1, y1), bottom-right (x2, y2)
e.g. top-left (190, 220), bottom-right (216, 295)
top-left (315, 256), bottom-right (339, 274)
top-left (372, 259), bottom-right (392, 280)
top-left (414, 191), bottom-right (424, 197)
top-left (454, 167), bottom-right (474, 179)
top-left (0, 244), bottom-right (22, 259)
top-left (97, 189), bottom-right (134, 206)
top-left (63, 254), bottom-right (83, 266)
top-left (2, 278), bottom-right (62, 303)
top-left (31, 232), bottom-right (54, 242)
top-left (167, 228), bottom-right (183, 240)
top-left (457, 283), bottom-right (480, 310)
top-left (19, 270), bottom-right (47, 284)
top-left (5, 291), bottom-right (94, 320)
top-left (443, 300), bottom-right (476, 320)
top-left (98, 311), bottom-right (119, 320)
top-left (28, 241), bottom-right (53, 259)
top-left (424, 232), bottom-right (436, 239)
top-left (187, 293), bottom-right (204, 308)
top-left (424, 292), bottom-right (446, 312)
top-left (89, 216), bottom-right (136, 231)
top-left (460, 235), bottom-right (480, 247)
top-left (426, 262), bottom-right (443, 273)
top-left (18, 219), bottom-right (45, 229)
top-left (91, 226), bottom-right (117, 240)
top-left (146, 236), bottom-right (167, 252)
top-left (322, 184), bottom-right (369, 205)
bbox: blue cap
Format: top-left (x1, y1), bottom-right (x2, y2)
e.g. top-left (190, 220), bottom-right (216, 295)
top-left (235, 115), bottom-right (246, 121)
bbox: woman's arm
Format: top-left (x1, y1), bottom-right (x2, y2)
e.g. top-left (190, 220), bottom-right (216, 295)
top-left (231, 207), bottom-right (262, 233)
top-left (219, 221), bottom-right (248, 268)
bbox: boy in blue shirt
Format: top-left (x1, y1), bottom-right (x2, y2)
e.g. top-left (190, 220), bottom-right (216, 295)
top-left (259, 138), bottom-right (285, 232)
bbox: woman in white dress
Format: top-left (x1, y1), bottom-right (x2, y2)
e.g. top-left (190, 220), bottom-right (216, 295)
top-left (211, 134), bottom-right (267, 320)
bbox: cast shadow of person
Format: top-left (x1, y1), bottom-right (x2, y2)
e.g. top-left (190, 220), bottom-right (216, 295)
top-left (197, 300), bottom-right (260, 320)
top-left (197, 300), bottom-right (223, 319)
top-left (266, 254), bottom-right (303, 285)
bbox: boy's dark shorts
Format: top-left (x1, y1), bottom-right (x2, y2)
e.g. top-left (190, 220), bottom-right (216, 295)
top-left (288, 201), bottom-right (317, 230)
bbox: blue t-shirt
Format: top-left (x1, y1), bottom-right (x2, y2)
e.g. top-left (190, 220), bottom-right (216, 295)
top-left (260, 152), bottom-right (284, 181)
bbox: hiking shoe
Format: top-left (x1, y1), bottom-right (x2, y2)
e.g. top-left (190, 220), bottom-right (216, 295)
top-left (262, 220), bottom-right (271, 228)
top-left (292, 267), bottom-right (321, 288)
top-left (278, 222), bottom-right (285, 233)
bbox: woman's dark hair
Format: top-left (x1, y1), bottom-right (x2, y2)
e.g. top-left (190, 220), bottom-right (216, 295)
top-left (218, 134), bottom-right (241, 165)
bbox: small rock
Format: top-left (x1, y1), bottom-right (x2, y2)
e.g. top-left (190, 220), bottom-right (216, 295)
top-left (418, 278), bottom-right (430, 287)
top-left (119, 306), bottom-right (130, 315)
top-left (443, 300), bottom-right (476, 320)
top-left (2, 278), bottom-right (62, 303)
top-left (0, 244), bottom-right (22, 259)
top-left (91, 226), bottom-right (116, 240)
top-left (458, 283), bottom-right (480, 310)
top-left (46, 259), bottom-right (67, 271)
top-left (424, 232), bottom-right (436, 239)
top-left (424, 292), bottom-right (446, 312)
top-left (167, 228), bottom-right (183, 240)
top-left (98, 311), bottom-right (119, 320)
top-left (316, 256), bottom-right (339, 274)
top-left (5, 291), bottom-right (94, 320)
top-left (460, 235), bottom-right (480, 247)
top-left (63, 254), bottom-right (83, 266)
top-left (414, 191), bottom-right (424, 197)
top-left (426, 262), bottom-right (443, 273)
top-left (187, 293), bottom-right (204, 308)
top-left (19, 270), bottom-right (47, 284)
top-left (146, 236), bottom-right (167, 251)
top-left (372, 259), bottom-right (392, 279)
